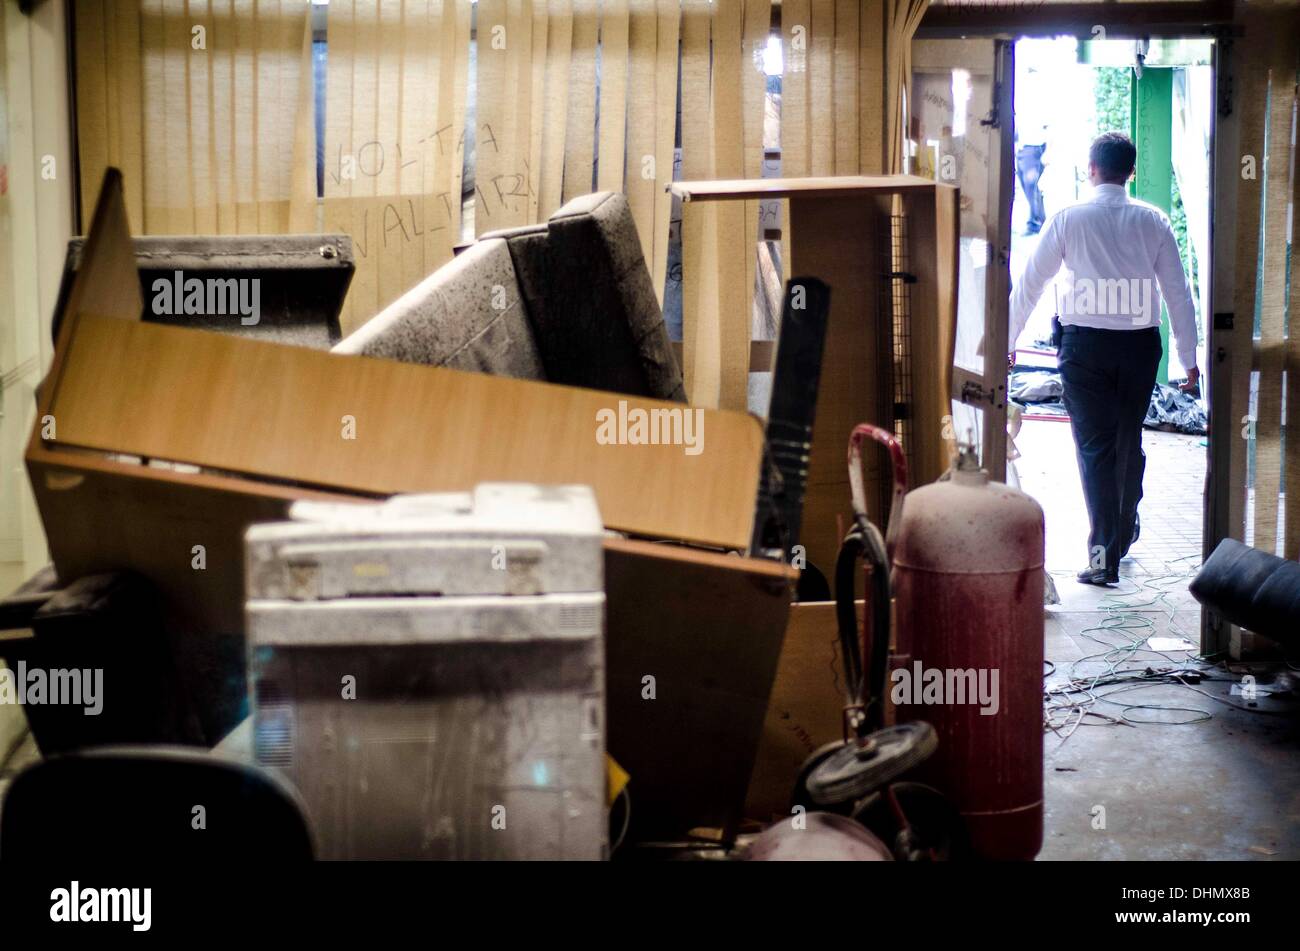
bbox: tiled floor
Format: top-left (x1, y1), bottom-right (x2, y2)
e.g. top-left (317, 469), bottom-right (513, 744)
top-left (1017, 418), bottom-right (1300, 860)
top-left (1015, 418), bottom-right (1207, 576)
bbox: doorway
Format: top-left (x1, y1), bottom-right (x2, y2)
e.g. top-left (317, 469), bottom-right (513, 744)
top-left (1008, 36), bottom-right (1213, 587)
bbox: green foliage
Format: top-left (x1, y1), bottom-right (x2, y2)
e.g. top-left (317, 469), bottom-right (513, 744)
top-left (1092, 67), bottom-right (1131, 139)
top-left (1170, 172), bottom-right (1197, 316)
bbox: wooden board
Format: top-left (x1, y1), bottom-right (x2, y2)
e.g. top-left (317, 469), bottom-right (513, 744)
top-left (26, 450), bottom-right (795, 765)
top-left (790, 193), bottom-right (888, 575)
top-left (35, 314), bottom-right (764, 552)
top-left (25, 453), bottom-right (312, 742)
top-left (604, 537), bottom-right (795, 841)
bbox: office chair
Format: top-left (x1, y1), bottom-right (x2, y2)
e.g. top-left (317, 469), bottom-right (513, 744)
top-left (0, 746), bottom-right (314, 860)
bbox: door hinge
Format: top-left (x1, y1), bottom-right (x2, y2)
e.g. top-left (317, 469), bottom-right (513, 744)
top-left (962, 380), bottom-right (1006, 410)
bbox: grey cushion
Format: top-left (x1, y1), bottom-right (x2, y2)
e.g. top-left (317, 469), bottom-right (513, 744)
top-left (338, 191), bottom-right (684, 402)
top-left (332, 237), bottom-right (543, 380)
top-left (488, 192), bottom-right (686, 402)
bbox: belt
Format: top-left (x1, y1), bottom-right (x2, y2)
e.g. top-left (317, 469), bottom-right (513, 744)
top-left (1061, 324), bottom-right (1160, 336)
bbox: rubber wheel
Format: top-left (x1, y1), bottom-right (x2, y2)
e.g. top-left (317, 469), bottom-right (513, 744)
top-left (791, 741), bottom-right (855, 816)
top-left (803, 722), bottom-right (937, 807)
top-left (852, 781), bottom-right (970, 862)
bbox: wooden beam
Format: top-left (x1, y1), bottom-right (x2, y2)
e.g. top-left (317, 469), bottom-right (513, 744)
top-left (919, 1), bottom-right (1234, 39)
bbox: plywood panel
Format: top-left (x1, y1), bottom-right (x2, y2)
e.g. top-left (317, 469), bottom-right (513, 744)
top-left (789, 194), bottom-right (883, 576)
top-left (605, 536), bottom-right (794, 840)
top-left (40, 317), bottom-right (764, 550)
top-left (905, 184), bottom-right (960, 485)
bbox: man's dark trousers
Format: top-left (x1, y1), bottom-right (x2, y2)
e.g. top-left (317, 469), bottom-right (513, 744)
top-left (1058, 325), bottom-right (1161, 575)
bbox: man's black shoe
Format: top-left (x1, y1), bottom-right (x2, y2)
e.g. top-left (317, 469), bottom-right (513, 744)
top-left (1076, 568), bottom-right (1119, 586)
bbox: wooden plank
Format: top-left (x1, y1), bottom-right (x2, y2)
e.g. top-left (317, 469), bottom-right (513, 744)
top-left (789, 193), bottom-right (883, 577)
top-left (25, 451), bottom-right (317, 741)
top-left (604, 536), bottom-right (794, 840)
top-left (905, 183), bottom-right (960, 486)
top-left (38, 315), bottom-right (765, 551)
top-left (56, 170), bottom-right (143, 334)
top-left (920, 0), bottom-right (1234, 38)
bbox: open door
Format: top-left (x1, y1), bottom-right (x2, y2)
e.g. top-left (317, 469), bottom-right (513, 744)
top-left (910, 38), bottom-right (1015, 481)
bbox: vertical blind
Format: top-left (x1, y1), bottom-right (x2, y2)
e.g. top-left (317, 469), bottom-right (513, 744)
top-left (74, 1), bottom-right (926, 339)
top-left (1231, 4), bottom-right (1299, 561)
top-left (75, 0), bottom-right (316, 237)
top-left (323, 0), bottom-right (470, 328)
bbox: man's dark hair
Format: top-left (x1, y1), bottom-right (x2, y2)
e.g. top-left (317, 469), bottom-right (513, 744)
top-left (1089, 132), bottom-right (1137, 184)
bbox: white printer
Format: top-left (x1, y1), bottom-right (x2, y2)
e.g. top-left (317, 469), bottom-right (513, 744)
top-left (245, 483), bottom-right (606, 860)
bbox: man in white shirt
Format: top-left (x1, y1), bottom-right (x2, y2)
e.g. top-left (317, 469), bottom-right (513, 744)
top-left (1009, 132), bottom-right (1200, 586)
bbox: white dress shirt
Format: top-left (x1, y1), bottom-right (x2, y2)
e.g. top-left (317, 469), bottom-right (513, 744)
top-left (1009, 183), bottom-right (1199, 370)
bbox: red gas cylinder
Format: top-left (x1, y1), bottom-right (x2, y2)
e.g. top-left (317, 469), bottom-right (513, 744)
top-left (891, 447), bottom-right (1045, 860)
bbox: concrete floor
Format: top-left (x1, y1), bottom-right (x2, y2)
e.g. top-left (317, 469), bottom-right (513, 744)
top-left (1018, 419), bottom-right (1300, 860)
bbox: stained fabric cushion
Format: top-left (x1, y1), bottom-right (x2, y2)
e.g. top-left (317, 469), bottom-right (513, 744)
top-left (488, 192), bottom-right (686, 402)
top-left (332, 237), bottom-right (544, 380)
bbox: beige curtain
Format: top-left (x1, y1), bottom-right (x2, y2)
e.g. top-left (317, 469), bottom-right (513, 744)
top-left (75, 0), bottom-right (315, 237)
top-left (884, 0), bottom-right (929, 174)
top-left (678, 0), bottom-right (770, 409)
top-left (76, 1), bottom-right (912, 354)
top-left (1232, 3), bottom-right (1299, 560)
top-left (323, 0), bottom-right (469, 331)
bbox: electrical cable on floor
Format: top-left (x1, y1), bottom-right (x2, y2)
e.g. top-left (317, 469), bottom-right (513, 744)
top-left (1042, 563), bottom-right (1294, 746)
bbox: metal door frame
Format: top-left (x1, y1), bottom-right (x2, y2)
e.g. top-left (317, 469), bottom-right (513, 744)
top-left (911, 38), bottom-right (1015, 481)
